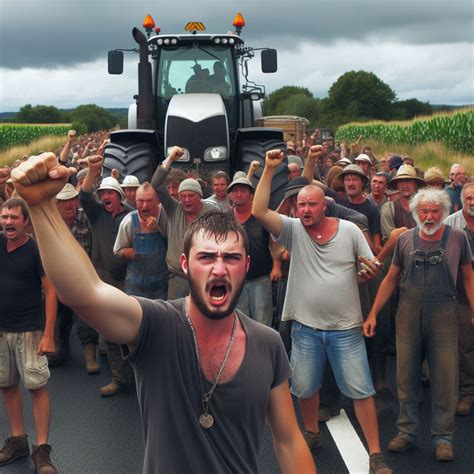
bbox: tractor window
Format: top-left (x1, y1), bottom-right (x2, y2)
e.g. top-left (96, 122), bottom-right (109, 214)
top-left (156, 45), bottom-right (237, 129)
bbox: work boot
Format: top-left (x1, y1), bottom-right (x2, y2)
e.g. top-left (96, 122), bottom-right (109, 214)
top-left (435, 442), bottom-right (454, 462)
top-left (99, 382), bottom-right (125, 397)
top-left (318, 406), bottom-right (341, 422)
top-left (84, 343), bottom-right (100, 375)
top-left (456, 398), bottom-right (472, 416)
top-left (302, 430), bottom-right (323, 450)
top-left (31, 444), bottom-right (57, 473)
top-left (0, 435), bottom-right (29, 466)
top-left (369, 453), bottom-right (393, 474)
top-left (387, 434), bottom-right (415, 452)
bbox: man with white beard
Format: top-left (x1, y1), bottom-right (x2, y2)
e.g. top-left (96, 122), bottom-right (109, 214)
top-left (364, 188), bottom-right (474, 463)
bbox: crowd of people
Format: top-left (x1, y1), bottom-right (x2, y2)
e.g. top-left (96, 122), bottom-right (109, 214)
top-left (0, 128), bottom-right (472, 473)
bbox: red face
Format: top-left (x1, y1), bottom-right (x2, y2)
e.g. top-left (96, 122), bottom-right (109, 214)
top-left (230, 185), bottom-right (253, 207)
top-left (416, 202), bottom-right (444, 236)
top-left (343, 174), bottom-right (365, 198)
top-left (296, 186), bottom-right (327, 228)
top-left (1, 206), bottom-right (28, 241)
top-left (136, 188), bottom-right (160, 220)
top-left (212, 177), bottom-right (228, 201)
top-left (57, 197), bottom-right (79, 221)
top-left (179, 191), bottom-right (202, 215)
top-left (99, 189), bottom-right (122, 214)
top-left (370, 175), bottom-right (387, 196)
top-left (182, 230), bottom-right (249, 320)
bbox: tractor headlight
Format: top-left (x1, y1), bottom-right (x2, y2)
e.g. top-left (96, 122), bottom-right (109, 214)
top-left (166, 147), bottom-right (190, 162)
top-left (204, 146), bottom-right (227, 161)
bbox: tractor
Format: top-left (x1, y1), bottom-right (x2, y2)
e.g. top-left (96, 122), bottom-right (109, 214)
top-left (106, 13), bottom-right (288, 209)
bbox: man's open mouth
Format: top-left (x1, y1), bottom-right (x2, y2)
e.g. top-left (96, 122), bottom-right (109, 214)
top-left (208, 281), bottom-right (230, 303)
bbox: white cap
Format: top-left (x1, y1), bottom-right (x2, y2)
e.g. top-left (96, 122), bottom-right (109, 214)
top-left (121, 175), bottom-right (140, 188)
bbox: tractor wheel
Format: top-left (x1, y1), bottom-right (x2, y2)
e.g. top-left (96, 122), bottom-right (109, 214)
top-left (239, 137), bottom-right (288, 210)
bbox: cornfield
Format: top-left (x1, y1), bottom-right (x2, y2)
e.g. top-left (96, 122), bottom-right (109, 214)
top-left (0, 123), bottom-right (71, 151)
top-left (336, 109), bottom-right (473, 154)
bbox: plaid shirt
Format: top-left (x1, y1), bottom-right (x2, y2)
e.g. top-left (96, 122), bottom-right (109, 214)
top-left (69, 208), bottom-right (92, 257)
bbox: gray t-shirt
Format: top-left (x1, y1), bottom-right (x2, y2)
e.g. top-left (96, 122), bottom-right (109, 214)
top-left (276, 216), bottom-right (373, 330)
top-left (125, 298), bottom-right (291, 474)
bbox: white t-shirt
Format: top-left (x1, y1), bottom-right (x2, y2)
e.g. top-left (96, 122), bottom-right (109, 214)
top-left (276, 216), bottom-right (373, 330)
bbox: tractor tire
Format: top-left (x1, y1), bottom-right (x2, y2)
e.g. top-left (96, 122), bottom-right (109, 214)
top-left (237, 131), bottom-right (288, 210)
top-left (103, 142), bottom-right (157, 183)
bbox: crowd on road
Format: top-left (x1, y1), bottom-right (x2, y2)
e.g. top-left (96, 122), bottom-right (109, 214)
top-left (0, 128), bottom-right (472, 474)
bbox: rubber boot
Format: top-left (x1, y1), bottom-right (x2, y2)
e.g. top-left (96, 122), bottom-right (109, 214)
top-left (84, 343), bottom-right (100, 375)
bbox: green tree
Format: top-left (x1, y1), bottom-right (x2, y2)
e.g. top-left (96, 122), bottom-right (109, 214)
top-left (325, 71), bottom-right (396, 120)
top-left (70, 104), bottom-right (115, 133)
top-left (17, 104), bottom-right (64, 123)
top-left (264, 86), bottom-right (314, 116)
top-left (393, 98), bottom-right (433, 120)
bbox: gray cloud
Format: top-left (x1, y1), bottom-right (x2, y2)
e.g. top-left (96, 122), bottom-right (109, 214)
top-left (1, 0), bottom-right (473, 69)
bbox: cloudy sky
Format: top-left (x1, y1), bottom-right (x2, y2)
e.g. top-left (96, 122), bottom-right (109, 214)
top-left (1, 0), bottom-right (473, 111)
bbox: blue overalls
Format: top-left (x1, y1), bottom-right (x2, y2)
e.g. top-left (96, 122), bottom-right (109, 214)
top-left (395, 226), bottom-right (459, 446)
top-left (124, 211), bottom-right (168, 299)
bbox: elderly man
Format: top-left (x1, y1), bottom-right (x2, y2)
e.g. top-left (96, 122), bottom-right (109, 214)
top-left (365, 189), bottom-right (473, 462)
top-left (446, 164), bottom-right (467, 214)
top-left (203, 171), bottom-right (231, 211)
top-left (287, 155), bottom-right (304, 181)
top-left (444, 181), bottom-right (474, 416)
top-left (80, 159), bottom-right (134, 397)
top-left (252, 150), bottom-right (393, 474)
top-left (114, 182), bottom-right (168, 299)
top-left (0, 199), bottom-right (58, 473)
top-left (10, 154), bottom-right (316, 473)
top-left (151, 146), bottom-right (215, 299)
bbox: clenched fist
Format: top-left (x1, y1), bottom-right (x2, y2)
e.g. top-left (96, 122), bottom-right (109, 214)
top-left (11, 153), bottom-right (74, 206)
top-left (265, 149), bottom-right (285, 169)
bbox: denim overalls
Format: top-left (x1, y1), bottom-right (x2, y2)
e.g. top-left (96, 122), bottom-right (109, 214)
top-left (395, 226), bottom-right (459, 446)
top-left (124, 211), bottom-right (168, 299)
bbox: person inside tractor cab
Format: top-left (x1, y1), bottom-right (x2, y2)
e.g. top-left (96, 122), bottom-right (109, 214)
top-left (209, 61), bottom-right (230, 95)
top-left (185, 64), bottom-right (212, 93)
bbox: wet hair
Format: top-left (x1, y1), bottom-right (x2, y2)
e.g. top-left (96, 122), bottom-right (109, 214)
top-left (211, 171), bottom-right (230, 185)
top-left (1, 198), bottom-right (29, 220)
top-left (183, 210), bottom-right (249, 259)
top-left (409, 188), bottom-right (451, 221)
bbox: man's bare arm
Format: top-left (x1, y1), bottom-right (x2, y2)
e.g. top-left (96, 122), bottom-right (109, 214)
top-left (38, 275), bottom-right (57, 355)
top-left (11, 153), bottom-right (142, 346)
top-left (301, 145), bottom-right (323, 182)
top-left (252, 150), bottom-right (284, 238)
top-left (267, 381), bottom-right (317, 473)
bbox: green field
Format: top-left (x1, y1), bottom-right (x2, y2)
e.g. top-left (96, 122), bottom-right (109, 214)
top-left (0, 123), bottom-right (71, 151)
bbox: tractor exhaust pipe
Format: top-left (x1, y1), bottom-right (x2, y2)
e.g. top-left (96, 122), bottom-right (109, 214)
top-left (133, 27), bottom-right (155, 130)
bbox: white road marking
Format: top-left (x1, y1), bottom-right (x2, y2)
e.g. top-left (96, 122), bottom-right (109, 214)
top-left (326, 409), bottom-right (369, 474)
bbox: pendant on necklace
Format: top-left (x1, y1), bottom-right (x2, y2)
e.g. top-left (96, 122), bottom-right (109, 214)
top-left (199, 412), bottom-right (214, 429)
top-left (316, 234), bottom-right (322, 239)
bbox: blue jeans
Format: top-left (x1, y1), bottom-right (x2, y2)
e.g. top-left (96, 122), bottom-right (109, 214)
top-left (290, 322), bottom-right (375, 399)
top-left (396, 289), bottom-right (458, 445)
top-left (237, 275), bottom-right (273, 327)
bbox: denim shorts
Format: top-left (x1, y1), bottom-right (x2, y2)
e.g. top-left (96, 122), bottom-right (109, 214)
top-left (0, 331), bottom-right (50, 390)
top-left (290, 322), bottom-right (375, 399)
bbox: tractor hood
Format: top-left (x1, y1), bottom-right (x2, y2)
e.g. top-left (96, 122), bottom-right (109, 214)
top-left (165, 93), bottom-right (229, 163)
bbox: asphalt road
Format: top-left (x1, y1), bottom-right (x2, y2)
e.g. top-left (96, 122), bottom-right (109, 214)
top-left (1, 326), bottom-right (473, 473)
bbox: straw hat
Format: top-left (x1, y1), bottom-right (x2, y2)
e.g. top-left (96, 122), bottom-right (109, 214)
top-left (388, 165), bottom-right (426, 189)
top-left (424, 167), bottom-right (449, 186)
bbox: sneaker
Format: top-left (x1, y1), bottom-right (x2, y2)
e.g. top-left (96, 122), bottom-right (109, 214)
top-left (435, 442), bottom-right (454, 462)
top-left (99, 382), bottom-right (125, 397)
top-left (318, 406), bottom-right (341, 422)
top-left (369, 453), bottom-right (393, 474)
top-left (456, 398), bottom-right (472, 416)
top-left (0, 435), bottom-right (29, 466)
top-left (302, 430), bottom-right (323, 450)
top-left (31, 444), bottom-right (57, 473)
top-left (387, 434), bottom-right (415, 452)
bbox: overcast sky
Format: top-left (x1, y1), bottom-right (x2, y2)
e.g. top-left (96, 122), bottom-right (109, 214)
top-left (1, 0), bottom-right (473, 111)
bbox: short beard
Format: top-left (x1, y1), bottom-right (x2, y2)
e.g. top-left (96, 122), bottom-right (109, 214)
top-left (187, 270), bottom-right (245, 321)
top-left (466, 206), bottom-right (474, 217)
top-left (414, 215), bottom-right (443, 236)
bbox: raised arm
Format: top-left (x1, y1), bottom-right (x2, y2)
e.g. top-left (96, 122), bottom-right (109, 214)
top-left (252, 150), bottom-right (284, 238)
top-left (11, 153), bottom-right (142, 347)
top-left (59, 130), bottom-right (76, 165)
top-left (302, 145), bottom-right (324, 182)
top-left (38, 275), bottom-right (57, 355)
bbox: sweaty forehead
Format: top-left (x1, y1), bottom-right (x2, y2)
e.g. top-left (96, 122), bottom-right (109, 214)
top-left (191, 230), bottom-right (244, 253)
top-left (297, 185), bottom-right (324, 201)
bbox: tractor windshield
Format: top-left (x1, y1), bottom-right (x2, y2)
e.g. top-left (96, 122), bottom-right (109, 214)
top-left (156, 44), bottom-right (238, 130)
